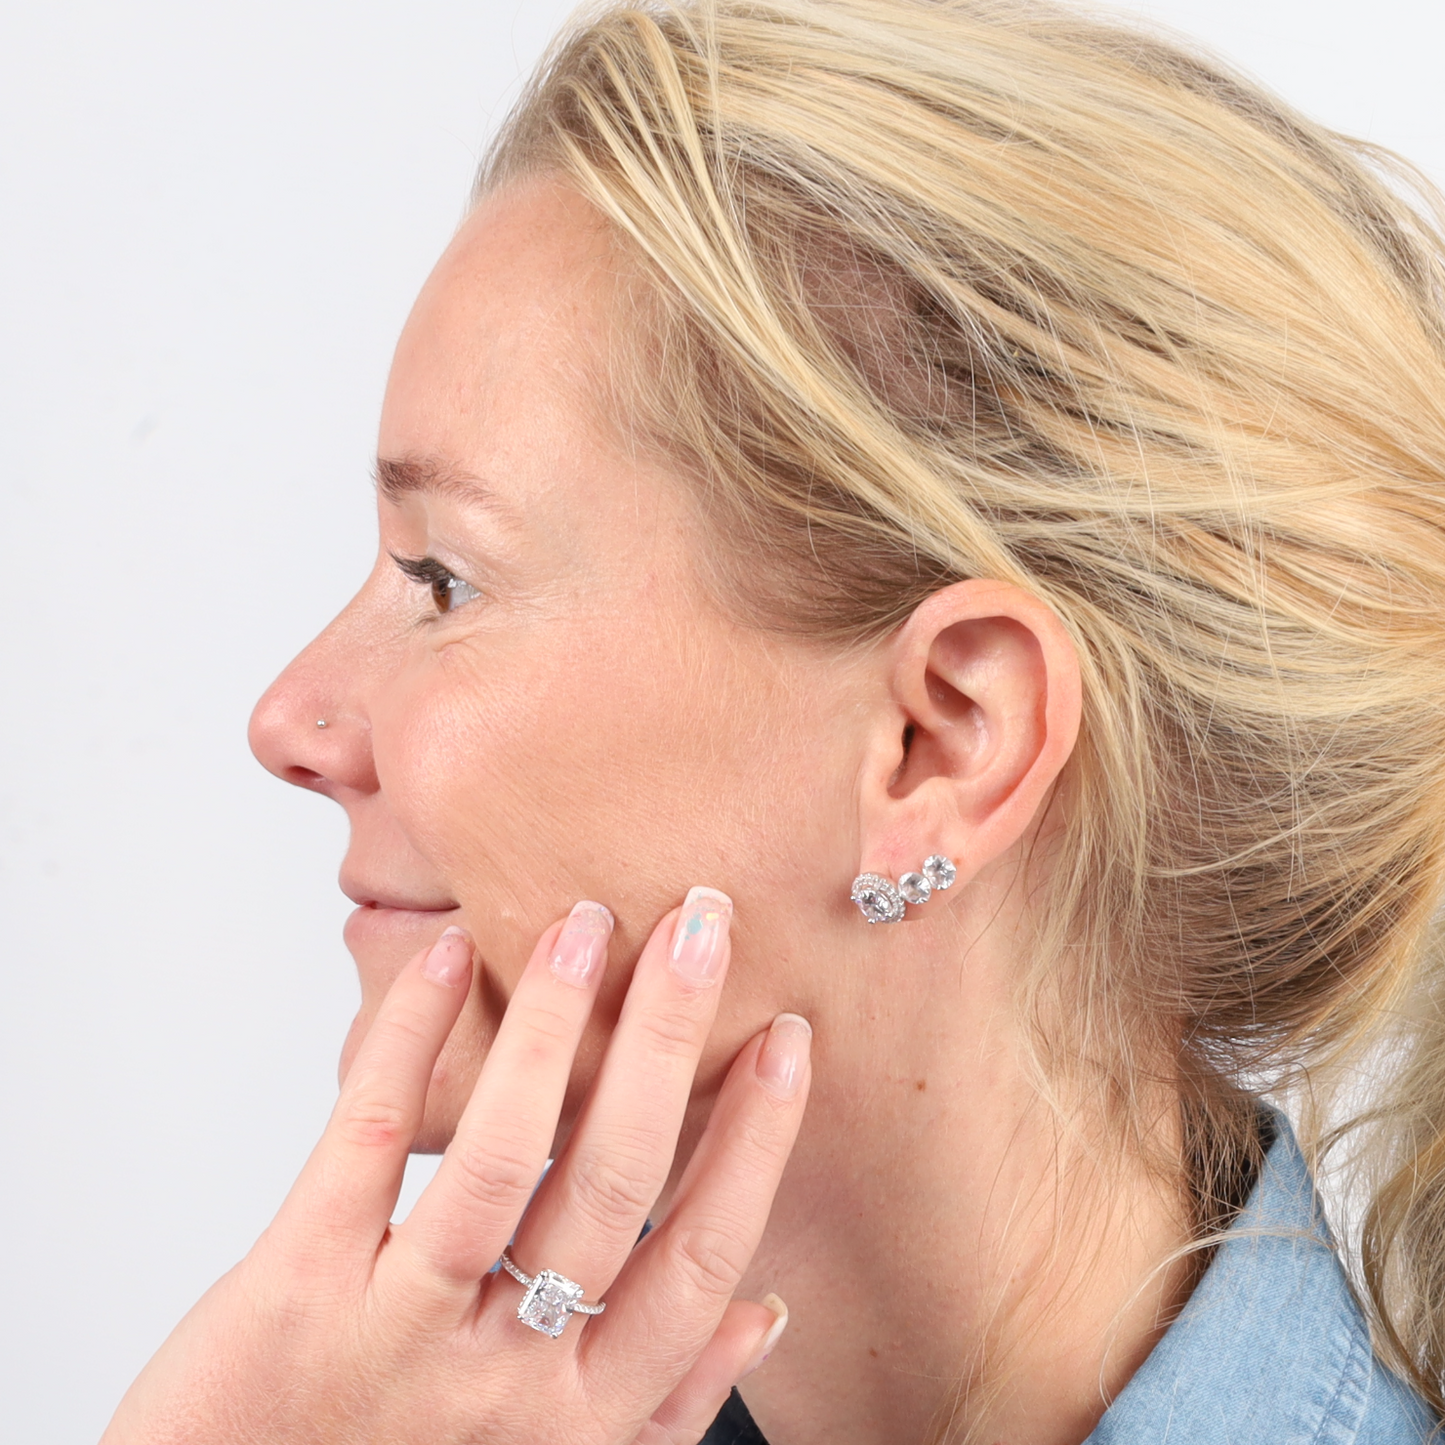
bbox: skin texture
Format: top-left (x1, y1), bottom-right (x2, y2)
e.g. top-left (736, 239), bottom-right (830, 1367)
top-left (108, 178), bottom-right (1197, 1445)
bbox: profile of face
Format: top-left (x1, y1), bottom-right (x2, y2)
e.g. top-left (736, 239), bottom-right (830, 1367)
top-left (249, 163), bottom-right (1079, 1168)
top-left (248, 178), bottom-right (874, 1151)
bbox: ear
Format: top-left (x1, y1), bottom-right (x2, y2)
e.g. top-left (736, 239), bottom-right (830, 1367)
top-left (857, 579), bottom-right (1081, 895)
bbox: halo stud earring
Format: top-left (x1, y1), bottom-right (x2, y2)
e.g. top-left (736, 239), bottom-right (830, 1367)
top-left (850, 872), bottom-right (905, 925)
top-left (922, 855), bottom-right (957, 891)
top-left (851, 857), bottom-right (958, 923)
top-left (898, 871), bottom-right (932, 906)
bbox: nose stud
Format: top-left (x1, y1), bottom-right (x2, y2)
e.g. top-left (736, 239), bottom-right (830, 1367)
top-left (315, 719), bottom-right (329, 729)
top-left (850, 855), bottom-right (957, 924)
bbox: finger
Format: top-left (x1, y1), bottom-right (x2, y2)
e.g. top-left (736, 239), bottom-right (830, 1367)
top-left (507, 887), bottom-right (732, 1299)
top-left (272, 928), bottom-right (474, 1252)
top-left (633, 1296), bottom-right (788, 1445)
top-left (585, 1015), bottom-right (810, 1384)
top-left (391, 901), bottom-right (612, 1288)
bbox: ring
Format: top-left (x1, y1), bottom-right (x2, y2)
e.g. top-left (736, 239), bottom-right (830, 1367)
top-left (499, 1249), bottom-right (607, 1337)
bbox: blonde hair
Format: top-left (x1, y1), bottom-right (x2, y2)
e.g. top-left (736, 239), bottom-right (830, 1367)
top-left (483, 0), bottom-right (1445, 1418)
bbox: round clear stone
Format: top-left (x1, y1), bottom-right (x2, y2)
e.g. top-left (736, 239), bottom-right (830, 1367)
top-left (850, 872), bottom-right (905, 924)
top-left (922, 855), bottom-right (957, 891)
top-left (898, 871), bottom-right (932, 906)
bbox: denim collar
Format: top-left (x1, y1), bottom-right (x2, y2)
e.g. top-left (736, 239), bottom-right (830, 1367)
top-left (707, 1111), bottom-right (1436, 1445)
top-left (1084, 1110), bottom-right (1435, 1444)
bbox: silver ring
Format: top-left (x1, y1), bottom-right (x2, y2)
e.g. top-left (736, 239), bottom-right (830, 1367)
top-left (499, 1249), bottom-right (606, 1336)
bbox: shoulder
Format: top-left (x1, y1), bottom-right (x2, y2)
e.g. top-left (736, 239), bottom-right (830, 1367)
top-left (701, 1112), bottom-right (1438, 1445)
top-left (1087, 1109), bottom-right (1438, 1444)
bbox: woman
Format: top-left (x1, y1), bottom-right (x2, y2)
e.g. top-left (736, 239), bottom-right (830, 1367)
top-left (102, 0), bottom-right (1445, 1441)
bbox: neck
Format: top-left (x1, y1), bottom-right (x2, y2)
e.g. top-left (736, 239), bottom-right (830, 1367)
top-left (707, 901), bottom-right (1196, 1445)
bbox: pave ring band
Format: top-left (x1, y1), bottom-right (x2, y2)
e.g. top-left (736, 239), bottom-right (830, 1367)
top-left (499, 1249), bottom-right (607, 1337)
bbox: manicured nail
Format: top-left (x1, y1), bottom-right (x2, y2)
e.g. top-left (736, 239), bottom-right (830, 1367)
top-left (423, 925), bottom-right (472, 986)
top-left (669, 886), bottom-right (733, 986)
top-left (550, 901), bottom-right (614, 987)
top-left (756, 1013), bottom-right (811, 1098)
top-left (739, 1294), bottom-right (789, 1379)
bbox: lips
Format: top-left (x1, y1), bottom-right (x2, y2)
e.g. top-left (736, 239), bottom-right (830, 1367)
top-left (343, 899), bottom-right (460, 952)
top-left (339, 875), bottom-right (459, 913)
top-left (339, 874), bottom-right (461, 955)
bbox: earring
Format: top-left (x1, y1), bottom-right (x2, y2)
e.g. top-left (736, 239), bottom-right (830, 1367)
top-left (898, 870), bottom-right (931, 906)
top-left (851, 855), bottom-right (956, 923)
top-left (850, 872), bottom-right (905, 925)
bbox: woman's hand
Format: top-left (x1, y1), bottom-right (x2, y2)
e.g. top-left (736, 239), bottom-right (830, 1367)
top-left (102, 889), bottom-right (810, 1445)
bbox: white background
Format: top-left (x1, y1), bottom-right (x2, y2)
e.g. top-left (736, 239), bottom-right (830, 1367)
top-left (1, 2), bottom-right (1441, 1439)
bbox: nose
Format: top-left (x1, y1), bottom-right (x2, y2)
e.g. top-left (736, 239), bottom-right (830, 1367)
top-left (248, 592), bottom-right (382, 800)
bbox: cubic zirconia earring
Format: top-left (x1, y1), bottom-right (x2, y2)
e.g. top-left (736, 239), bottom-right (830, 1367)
top-left (851, 855), bottom-right (957, 923)
top-left (922, 855), bottom-right (958, 891)
top-left (898, 870), bottom-right (932, 905)
top-left (850, 872), bottom-right (905, 925)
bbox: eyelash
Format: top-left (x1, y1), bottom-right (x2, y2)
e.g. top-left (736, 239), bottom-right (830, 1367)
top-left (390, 553), bottom-right (483, 615)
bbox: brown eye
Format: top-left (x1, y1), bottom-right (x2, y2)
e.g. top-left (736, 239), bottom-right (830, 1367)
top-left (431, 572), bottom-right (481, 613)
top-left (390, 553), bottom-right (484, 615)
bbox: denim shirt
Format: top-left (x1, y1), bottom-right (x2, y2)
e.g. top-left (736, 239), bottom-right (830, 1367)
top-left (703, 1114), bottom-right (1438, 1444)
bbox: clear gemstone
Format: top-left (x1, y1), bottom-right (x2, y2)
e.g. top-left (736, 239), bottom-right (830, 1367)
top-left (921, 855), bottom-right (957, 891)
top-left (517, 1269), bottom-right (584, 1337)
top-left (898, 871), bottom-right (932, 906)
top-left (850, 872), bottom-right (905, 924)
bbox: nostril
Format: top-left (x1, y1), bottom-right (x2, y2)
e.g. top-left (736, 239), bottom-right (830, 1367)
top-left (283, 766), bottom-right (329, 792)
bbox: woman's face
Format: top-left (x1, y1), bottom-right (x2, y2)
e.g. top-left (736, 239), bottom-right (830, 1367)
top-left (249, 178), bottom-right (870, 1150)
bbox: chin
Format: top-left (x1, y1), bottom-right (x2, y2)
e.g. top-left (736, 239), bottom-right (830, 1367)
top-left (338, 984), bottom-right (500, 1152)
top-left (337, 1007), bottom-right (373, 1088)
top-left (337, 903), bottom-right (465, 1085)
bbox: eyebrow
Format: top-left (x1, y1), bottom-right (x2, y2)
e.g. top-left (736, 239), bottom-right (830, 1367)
top-left (375, 455), bottom-right (499, 508)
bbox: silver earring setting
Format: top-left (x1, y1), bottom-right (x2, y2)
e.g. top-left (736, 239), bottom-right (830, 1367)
top-left (851, 855), bottom-right (956, 924)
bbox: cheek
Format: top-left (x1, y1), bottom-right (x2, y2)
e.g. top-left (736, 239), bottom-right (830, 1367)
top-left (373, 616), bottom-right (856, 925)
top-left (369, 625), bottom-right (683, 934)
top-left (366, 612), bottom-right (858, 1123)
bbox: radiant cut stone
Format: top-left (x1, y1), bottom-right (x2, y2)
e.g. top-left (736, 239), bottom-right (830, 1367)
top-left (898, 871), bottom-right (932, 906)
top-left (922, 855), bottom-right (957, 891)
top-left (517, 1269), bottom-right (585, 1337)
top-left (851, 872), bottom-right (904, 924)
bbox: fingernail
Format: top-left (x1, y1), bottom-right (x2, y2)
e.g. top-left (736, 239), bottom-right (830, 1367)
top-left (669, 886), bottom-right (733, 986)
top-left (550, 901), bottom-right (614, 987)
top-left (423, 926), bottom-right (472, 986)
top-left (739, 1294), bottom-right (789, 1379)
top-left (756, 1013), bottom-right (811, 1098)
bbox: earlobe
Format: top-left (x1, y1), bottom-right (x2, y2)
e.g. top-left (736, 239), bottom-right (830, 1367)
top-left (851, 580), bottom-right (1081, 909)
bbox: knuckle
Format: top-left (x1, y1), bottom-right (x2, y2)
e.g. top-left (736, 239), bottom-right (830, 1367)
top-left (448, 1141), bottom-right (541, 1216)
top-left (567, 1150), bottom-right (659, 1226)
top-left (371, 1005), bottom-right (433, 1052)
top-left (635, 1004), bottom-right (705, 1060)
top-left (633, 1420), bottom-right (697, 1445)
top-left (667, 1223), bottom-right (750, 1300)
top-left (732, 1106), bottom-right (789, 1162)
top-left (515, 1001), bottom-right (578, 1053)
top-left (334, 1093), bottom-right (411, 1151)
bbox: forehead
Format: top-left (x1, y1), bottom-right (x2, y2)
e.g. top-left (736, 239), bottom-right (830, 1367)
top-left (379, 177), bottom-right (630, 478)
